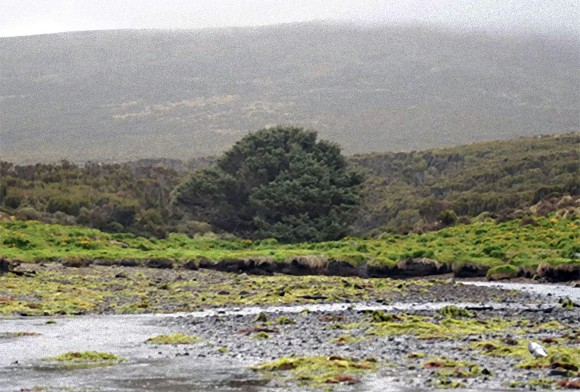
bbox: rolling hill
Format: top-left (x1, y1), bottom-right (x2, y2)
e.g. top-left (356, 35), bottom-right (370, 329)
top-left (1, 23), bottom-right (578, 163)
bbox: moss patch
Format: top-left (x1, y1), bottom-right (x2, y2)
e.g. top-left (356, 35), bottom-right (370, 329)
top-left (253, 331), bottom-right (271, 340)
top-left (439, 305), bottom-right (474, 319)
top-left (145, 333), bottom-right (202, 345)
top-left (331, 334), bottom-right (364, 345)
top-left (276, 315), bottom-right (296, 325)
top-left (252, 355), bottom-right (379, 388)
top-left (42, 351), bottom-right (124, 369)
top-left (505, 378), bottom-right (556, 389)
top-left (368, 313), bottom-right (514, 339)
top-left (0, 265), bottom-right (407, 316)
top-left (423, 357), bottom-right (484, 377)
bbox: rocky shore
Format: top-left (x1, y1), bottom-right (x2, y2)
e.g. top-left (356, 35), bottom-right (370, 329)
top-left (1, 262), bottom-right (578, 391)
top-left (153, 282), bottom-right (580, 390)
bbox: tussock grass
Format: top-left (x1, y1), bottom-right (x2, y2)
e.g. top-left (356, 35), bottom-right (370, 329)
top-left (0, 214), bottom-right (577, 274)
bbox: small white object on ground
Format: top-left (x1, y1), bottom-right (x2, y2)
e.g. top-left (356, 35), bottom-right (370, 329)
top-left (528, 342), bottom-right (547, 358)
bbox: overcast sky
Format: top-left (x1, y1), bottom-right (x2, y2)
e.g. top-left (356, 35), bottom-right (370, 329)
top-left (1, 0), bottom-right (578, 37)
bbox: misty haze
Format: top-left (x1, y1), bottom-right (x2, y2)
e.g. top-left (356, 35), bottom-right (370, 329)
top-left (0, 22), bottom-right (578, 163)
top-left (1, 4), bottom-right (579, 391)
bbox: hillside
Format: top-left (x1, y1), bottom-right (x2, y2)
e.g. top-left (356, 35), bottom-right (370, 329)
top-left (351, 133), bottom-right (579, 234)
top-left (1, 23), bottom-right (578, 163)
top-left (1, 133), bottom-right (577, 237)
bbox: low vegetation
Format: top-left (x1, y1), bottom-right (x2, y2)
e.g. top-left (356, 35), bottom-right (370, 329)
top-left (438, 305), bottom-right (474, 319)
top-left (252, 355), bottom-right (380, 388)
top-left (145, 333), bottom-right (202, 345)
top-left (0, 265), bottom-right (409, 316)
top-left (472, 338), bottom-right (580, 374)
top-left (42, 351), bottom-right (124, 369)
top-left (0, 331), bottom-right (41, 338)
top-left (1, 211), bottom-right (576, 274)
top-left (367, 313), bottom-right (514, 339)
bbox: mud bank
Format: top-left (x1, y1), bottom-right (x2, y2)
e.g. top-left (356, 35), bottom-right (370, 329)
top-left (3, 255), bottom-right (579, 283)
top-left (165, 256), bottom-right (580, 282)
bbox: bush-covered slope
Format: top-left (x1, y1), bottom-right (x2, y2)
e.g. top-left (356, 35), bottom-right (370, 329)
top-left (1, 133), bottom-right (577, 237)
top-left (351, 133), bottom-right (579, 234)
top-left (0, 161), bottom-right (182, 237)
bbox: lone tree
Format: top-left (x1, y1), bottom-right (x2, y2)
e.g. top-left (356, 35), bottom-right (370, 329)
top-left (172, 126), bottom-right (364, 242)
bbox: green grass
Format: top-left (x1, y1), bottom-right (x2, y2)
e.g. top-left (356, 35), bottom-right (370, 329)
top-left (0, 214), bottom-right (577, 272)
top-left (0, 214), bottom-right (577, 316)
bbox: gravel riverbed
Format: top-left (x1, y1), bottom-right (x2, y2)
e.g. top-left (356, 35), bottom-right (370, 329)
top-left (1, 279), bottom-right (578, 391)
top-left (153, 281), bottom-right (579, 391)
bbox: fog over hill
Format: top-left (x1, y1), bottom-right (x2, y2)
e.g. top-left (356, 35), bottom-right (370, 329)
top-left (0, 23), bottom-right (578, 163)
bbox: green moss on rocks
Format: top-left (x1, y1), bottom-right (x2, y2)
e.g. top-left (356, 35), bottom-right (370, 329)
top-left (331, 334), bottom-right (364, 345)
top-left (49, 351), bottom-right (120, 362)
top-left (145, 333), bottom-right (202, 345)
top-left (0, 331), bottom-right (41, 338)
top-left (252, 355), bottom-right (379, 388)
top-left (42, 351), bottom-right (124, 369)
top-left (368, 314), bottom-right (513, 339)
top-left (253, 332), bottom-right (270, 340)
top-left (276, 315), bottom-right (296, 325)
top-left (254, 312), bottom-right (268, 323)
top-left (439, 305), bottom-right (474, 318)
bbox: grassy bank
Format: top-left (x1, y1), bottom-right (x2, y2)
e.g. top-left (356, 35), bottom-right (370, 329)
top-left (1, 214), bottom-right (578, 273)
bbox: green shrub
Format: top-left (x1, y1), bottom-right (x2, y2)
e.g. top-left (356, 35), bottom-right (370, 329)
top-left (438, 209), bottom-right (458, 226)
top-left (15, 207), bottom-right (41, 221)
top-left (482, 245), bottom-right (506, 259)
top-left (46, 197), bottom-right (81, 216)
top-left (3, 236), bottom-right (33, 249)
top-left (562, 244), bottom-right (580, 259)
top-left (3, 194), bottom-right (22, 209)
top-left (172, 126), bottom-right (364, 242)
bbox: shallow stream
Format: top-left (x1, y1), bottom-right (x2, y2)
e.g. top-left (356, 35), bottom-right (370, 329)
top-left (0, 281), bottom-right (576, 391)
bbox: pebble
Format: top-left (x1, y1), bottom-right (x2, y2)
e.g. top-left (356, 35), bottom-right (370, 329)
top-left (154, 282), bottom-right (579, 389)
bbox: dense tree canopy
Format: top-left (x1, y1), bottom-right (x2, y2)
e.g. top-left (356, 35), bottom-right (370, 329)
top-left (172, 126), bottom-right (364, 242)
